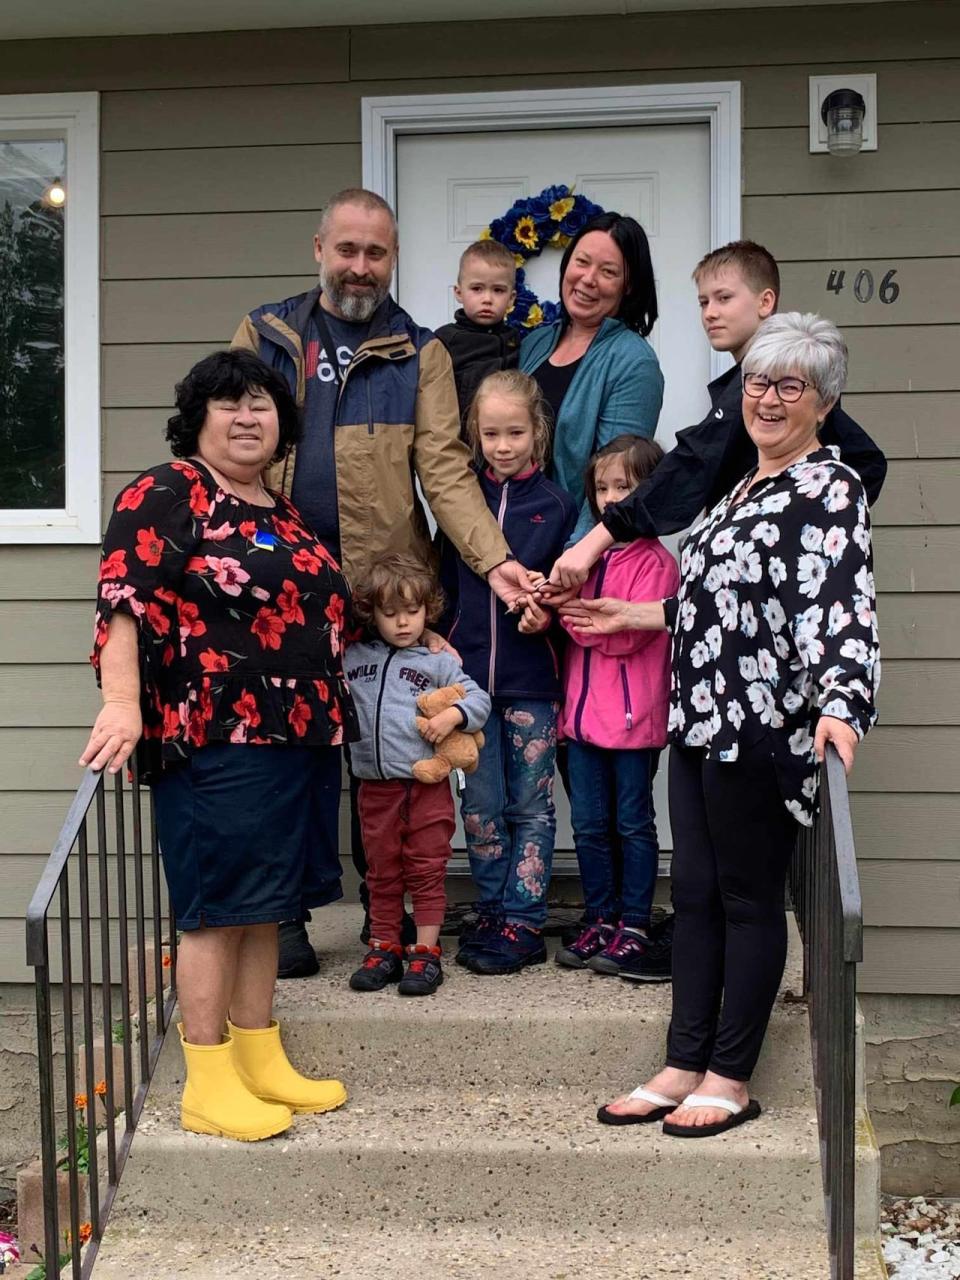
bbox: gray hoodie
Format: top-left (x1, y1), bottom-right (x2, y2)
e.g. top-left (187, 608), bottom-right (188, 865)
top-left (344, 639), bottom-right (491, 781)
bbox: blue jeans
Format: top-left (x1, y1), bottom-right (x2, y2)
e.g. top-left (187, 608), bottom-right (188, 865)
top-left (460, 700), bottom-right (558, 929)
top-left (567, 741), bottom-right (660, 928)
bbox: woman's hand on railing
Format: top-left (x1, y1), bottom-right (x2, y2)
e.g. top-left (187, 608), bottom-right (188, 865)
top-left (79, 700), bottom-right (142, 775)
top-left (814, 715), bottom-right (859, 773)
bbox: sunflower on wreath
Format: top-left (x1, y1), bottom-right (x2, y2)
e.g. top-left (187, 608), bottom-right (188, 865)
top-left (481, 184), bottom-right (604, 332)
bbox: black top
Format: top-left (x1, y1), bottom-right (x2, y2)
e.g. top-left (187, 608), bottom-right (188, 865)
top-left (532, 355), bottom-right (583, 425)
top-left (602, 363), bottom-right (888, 542)
top-left (434, 309), bottom-right (521, 428)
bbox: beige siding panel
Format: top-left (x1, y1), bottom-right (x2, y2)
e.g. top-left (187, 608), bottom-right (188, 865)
top-left (877, 662), bottom-right (960, 726)
top-left (103, 343), bottom-right (218, 408)
top-left (103, 212), bottom-right (318, 281)
top-left (860, 927), bottom-right (960, 994)
top-left (103, 410), bottom-right (177, 470)
top-left (873, 529), bottom-right (960, 594)
top-left (845, 326), bottom-right (960, 394)
top-left (102, 144), bottom-right (360, 217)
top-left (0, 731), bottom-right (88, 790)
top-left (745, 123), bottom-right (960, 196)
top-left (352, 5), bottom-right (960, 80)
top-left (1, 606), bottom-right (94, 664)
top-left (5, 855), bottom-right (163, 921)
top-left (0, 27), bottom-right (349, 94)
top-left (874, 595), bottom-right (960, 659)
top-left (744, 191), bottom-right (960, 261)
top-left (103, 277), bottom-right (315, 346)
top-left (841, 393), bottom-right (960, 459)
top-left (780, 260), bottom-right (960, 327)
top-left (860, 861), bottom-right (960, 928)
top-left (0, 549), bottom-right (99, 600)
top-left (0, 667), bottom-right (96, 728)
top-left (853, 728), bottom-right (960, 793)
top-left (873, 460), bottom-right (960, 527)
top-left (851, 793), bottom-right (960, 860)
top-left (0, 793), bottom-right (139, 856)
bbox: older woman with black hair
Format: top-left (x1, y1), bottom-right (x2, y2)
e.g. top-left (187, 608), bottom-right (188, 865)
top-left (562, 314), bottom-right (880, 1136)
top-left (520, 211), bottom-right (663, 540)
top-left (80, 349), bottom-right (357, 1143)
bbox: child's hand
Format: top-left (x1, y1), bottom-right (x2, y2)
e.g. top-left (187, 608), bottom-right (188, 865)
top-left (517, 597), bottom-right (551, 635)
top-left (418, 706), bottom-right (464, 744)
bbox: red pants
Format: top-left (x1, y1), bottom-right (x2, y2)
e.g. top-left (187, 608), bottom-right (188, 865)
top-left (358, 779), bottom-right (456, 944)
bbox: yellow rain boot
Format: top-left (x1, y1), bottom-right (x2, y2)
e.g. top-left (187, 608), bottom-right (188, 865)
top-left (227, 1019), bottom-right (348, 1115)
top-left (178, 1024), bottom-right (292, 1142)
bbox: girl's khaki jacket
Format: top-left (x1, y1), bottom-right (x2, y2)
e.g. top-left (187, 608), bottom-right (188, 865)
top-left (232, 285), bottom-right (509, 587)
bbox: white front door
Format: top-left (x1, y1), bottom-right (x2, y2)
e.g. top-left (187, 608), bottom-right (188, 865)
top-left (394, 122), bottom-right (715, 865)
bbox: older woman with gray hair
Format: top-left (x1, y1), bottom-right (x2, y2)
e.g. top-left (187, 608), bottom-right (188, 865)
top-left (562, 313), bottom-right (880, 1137)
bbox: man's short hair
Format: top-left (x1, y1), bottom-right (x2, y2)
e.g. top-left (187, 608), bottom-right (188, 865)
top-left (317, 188), bottom-right (398, 243)
top-left (693, 240), bottom-right (781, 306)
top-left (458, 239), bottom-right (518, 281)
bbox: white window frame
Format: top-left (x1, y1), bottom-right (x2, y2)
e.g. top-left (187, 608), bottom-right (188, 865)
top-left (0, 91), bottom-right (100, 544)
top-left (361, 81), bottom-right (741, 383)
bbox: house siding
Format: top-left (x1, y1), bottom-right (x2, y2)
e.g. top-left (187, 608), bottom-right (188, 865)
top-left (1, 1), bottom-right (958, 1000)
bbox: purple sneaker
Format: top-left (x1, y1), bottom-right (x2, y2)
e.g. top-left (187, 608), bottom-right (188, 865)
top-left (555, 923), bottom-right (613, 970)
top-left (587, 925), bottom-right (650, 976)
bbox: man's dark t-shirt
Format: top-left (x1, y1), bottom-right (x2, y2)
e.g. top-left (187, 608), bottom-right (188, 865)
top-left (602, 363), bottom-right (888, 543)
top-left (290, 308), bottom-right (370, 559)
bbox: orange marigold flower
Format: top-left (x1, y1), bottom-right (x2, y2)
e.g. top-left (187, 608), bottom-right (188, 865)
top-left (80, 1222), bottom-right (93, 1244)
top-left (94, 1080), bottom-right (107, 1097)
top-left (74, 1093), bottom-right (88, 1110)
top-left (162, 953), bottom-right (172, 968)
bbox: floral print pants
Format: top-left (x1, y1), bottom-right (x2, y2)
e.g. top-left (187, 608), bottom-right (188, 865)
top-left (460, 700), bottom-right (558, 930)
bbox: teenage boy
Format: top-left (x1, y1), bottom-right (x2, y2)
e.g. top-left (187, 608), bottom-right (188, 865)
top-left (549, 240), bottom-right (887, 582)
top-left (435, 240), bottom-right (521, 426)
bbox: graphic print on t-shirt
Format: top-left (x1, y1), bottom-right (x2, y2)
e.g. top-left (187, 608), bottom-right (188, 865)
top-left (305, 337), bottom-right (353, 384)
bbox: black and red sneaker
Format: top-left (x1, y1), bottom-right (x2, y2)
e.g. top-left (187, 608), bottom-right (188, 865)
top-left (398, 944), bottom-right (444, 996)
top-left (348, 940), bottom-right (404, 992)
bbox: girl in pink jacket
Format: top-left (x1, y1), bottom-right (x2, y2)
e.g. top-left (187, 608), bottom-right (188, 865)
top-left (555, 436), bottom-right (680, 976)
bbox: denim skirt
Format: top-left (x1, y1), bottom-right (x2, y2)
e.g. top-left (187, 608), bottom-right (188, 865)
top-left (151, 743), bottom-right (343, 930)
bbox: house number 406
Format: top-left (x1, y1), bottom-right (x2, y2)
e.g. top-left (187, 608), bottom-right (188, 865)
top-left (826, 267), bottom-right (900, 304)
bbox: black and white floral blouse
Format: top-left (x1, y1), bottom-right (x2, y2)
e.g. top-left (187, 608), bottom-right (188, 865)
top-left (663, 445), bottom-right (880, 826)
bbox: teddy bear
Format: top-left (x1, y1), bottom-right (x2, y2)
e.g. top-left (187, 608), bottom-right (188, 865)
top-left (412, 684), bottom-right (485, 784)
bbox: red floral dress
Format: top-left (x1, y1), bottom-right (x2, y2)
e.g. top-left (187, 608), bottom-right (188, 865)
top-left (92, 460), bottom-right (358, 779)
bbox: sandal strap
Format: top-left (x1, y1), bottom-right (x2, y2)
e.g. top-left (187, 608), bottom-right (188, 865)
top-left (627, 1086), bottom-right (680, 1108)
top-left (681, 1093), bottom-right (743, 1116)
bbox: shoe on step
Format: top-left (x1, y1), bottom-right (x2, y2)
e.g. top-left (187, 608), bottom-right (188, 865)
top-left (349, 940), bottom-right (404, 991)
top-left (178, 1024), bottom-right (292, 1142)
top-left (227, 1019), bottom-right (347, 1114)
top-left (555, 922), bottom-right (613, 969)
top-left (455, 911), bottom-right (501, 966)
top-left (277, 920), bottom-right (319, 979)
top-left (397, 944), bottom-right (443, 996)
top-left (587, 924), bottom-right (650, 976)
top-left (465, 923), bottom-right (546, 976)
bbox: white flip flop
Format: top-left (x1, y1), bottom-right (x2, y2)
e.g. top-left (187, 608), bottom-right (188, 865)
top-left (597, 1086), bottom-right (682, 1126)
top-left (661, 1092), bottom-right (762, 1138)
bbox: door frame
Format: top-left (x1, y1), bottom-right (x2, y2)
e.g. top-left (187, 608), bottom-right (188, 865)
top-left (361, 81), bottom-right (741, 380)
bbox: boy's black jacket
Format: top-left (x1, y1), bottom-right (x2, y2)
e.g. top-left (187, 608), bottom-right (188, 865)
top-left (603, 363), bottom-right (888, 542)
top-left (434, 309), bottom-right (521, 426)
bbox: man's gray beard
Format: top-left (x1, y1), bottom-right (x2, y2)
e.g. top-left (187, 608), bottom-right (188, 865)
top-left (320, 267), bottom-right (388, 322)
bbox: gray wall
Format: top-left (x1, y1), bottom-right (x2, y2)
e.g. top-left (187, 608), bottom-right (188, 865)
top-left (1, 2), bottom-right (959, 997)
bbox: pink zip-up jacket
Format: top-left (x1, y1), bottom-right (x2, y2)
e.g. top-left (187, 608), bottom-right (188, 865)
top-left (559, 539), bottom-right (680, 750)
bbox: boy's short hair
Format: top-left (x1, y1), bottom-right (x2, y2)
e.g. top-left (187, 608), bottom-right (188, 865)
top-left (458, 239), bottom-right (518, 281)
top-left (352, 552), bottom-right (445, 631)
top-left (692, 240), bottom-right (781, 306)
top-left (585, 433), bottom-right (665, 521)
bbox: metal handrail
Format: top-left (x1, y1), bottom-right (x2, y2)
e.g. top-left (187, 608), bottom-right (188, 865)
top-left (24, 759), bottom-right (177, 1278)
top-left (789, 743), bottom-right (864, 1280)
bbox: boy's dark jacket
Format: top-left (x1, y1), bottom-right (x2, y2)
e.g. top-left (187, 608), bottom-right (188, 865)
top-left (438, 466), bottom-right (578, 700)
top-left (434, 309), bottom-right (521, 426)
top-left (602, 363), bottom-right (888, 542)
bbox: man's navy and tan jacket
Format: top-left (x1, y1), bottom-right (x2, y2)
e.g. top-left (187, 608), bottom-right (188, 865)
top-left (232, 286), bottom-right (510, 587)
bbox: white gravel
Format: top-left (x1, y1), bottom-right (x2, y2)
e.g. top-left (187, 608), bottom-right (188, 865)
top-left (883, 1197), bottom-right (960, 1279)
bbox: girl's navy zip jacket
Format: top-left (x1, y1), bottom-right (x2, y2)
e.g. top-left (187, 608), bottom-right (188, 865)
top-left (438, 465), bottom-right (578, 701)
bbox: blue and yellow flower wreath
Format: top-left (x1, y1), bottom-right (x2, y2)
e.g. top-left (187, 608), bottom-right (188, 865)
top-left (481, 184), bottom-right (604, 332)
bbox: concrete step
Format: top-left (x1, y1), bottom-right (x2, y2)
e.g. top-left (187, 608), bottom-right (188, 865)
top-left (145, 904), bottom-right (816, 1107)
top-left (94, 1221), bottom-right (833, 1279)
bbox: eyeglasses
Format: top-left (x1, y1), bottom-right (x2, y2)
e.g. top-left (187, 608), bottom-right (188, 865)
top-left (742, 373), bottom-right (812, 404)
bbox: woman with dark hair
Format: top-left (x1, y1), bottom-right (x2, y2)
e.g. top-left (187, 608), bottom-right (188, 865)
top-left (520, 211), bottom-right (663, 540)
top-left (80, 349), bottom-right (358, 1143)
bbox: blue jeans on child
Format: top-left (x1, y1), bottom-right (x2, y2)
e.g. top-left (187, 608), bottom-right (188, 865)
top-left (566, 741), bottom-right (660, 928)
top-left (460, 700), bottom-right (558, 930)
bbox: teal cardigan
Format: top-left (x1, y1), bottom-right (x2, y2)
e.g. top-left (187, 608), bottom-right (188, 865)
top-left (520, 317), bottom-right (663, 541)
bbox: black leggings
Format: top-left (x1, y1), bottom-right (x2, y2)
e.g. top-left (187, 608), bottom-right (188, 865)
top-left (665, 740), bottom-right (797, 1082)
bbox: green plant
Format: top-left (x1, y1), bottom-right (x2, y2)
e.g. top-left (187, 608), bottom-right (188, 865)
top-left (950, 1085), bottom-right (960, 1108)
top-left (111, 1019), bottom-right (124, 1045)
top-left (56, 1084), bottom-right (104, 1174)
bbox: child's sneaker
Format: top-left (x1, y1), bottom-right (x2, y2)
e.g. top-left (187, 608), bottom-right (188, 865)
top-left (620, 916), bottom-right (673, 983)
top-left (587, 925), bottom-right (650, 976)
top-left (455, 912), bottom-right (501, 967)
top-left (555, 922), bottom-right (613, 969)
top-left (348, 940), bottom-right (404, 991)
top-left (398, 944), bottom-right (443, 996)
top-left (466, 923), bottom-right (547, 976)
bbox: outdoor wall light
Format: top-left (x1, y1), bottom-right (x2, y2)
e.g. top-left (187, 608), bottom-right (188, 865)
top-left (821, 89), bottom-right (866, 155)
top-left (43, 178), bottom-right (66, 207)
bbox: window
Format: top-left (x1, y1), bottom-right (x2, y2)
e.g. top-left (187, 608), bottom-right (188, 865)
top-left (0, 93), bottom-right (99, 542)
